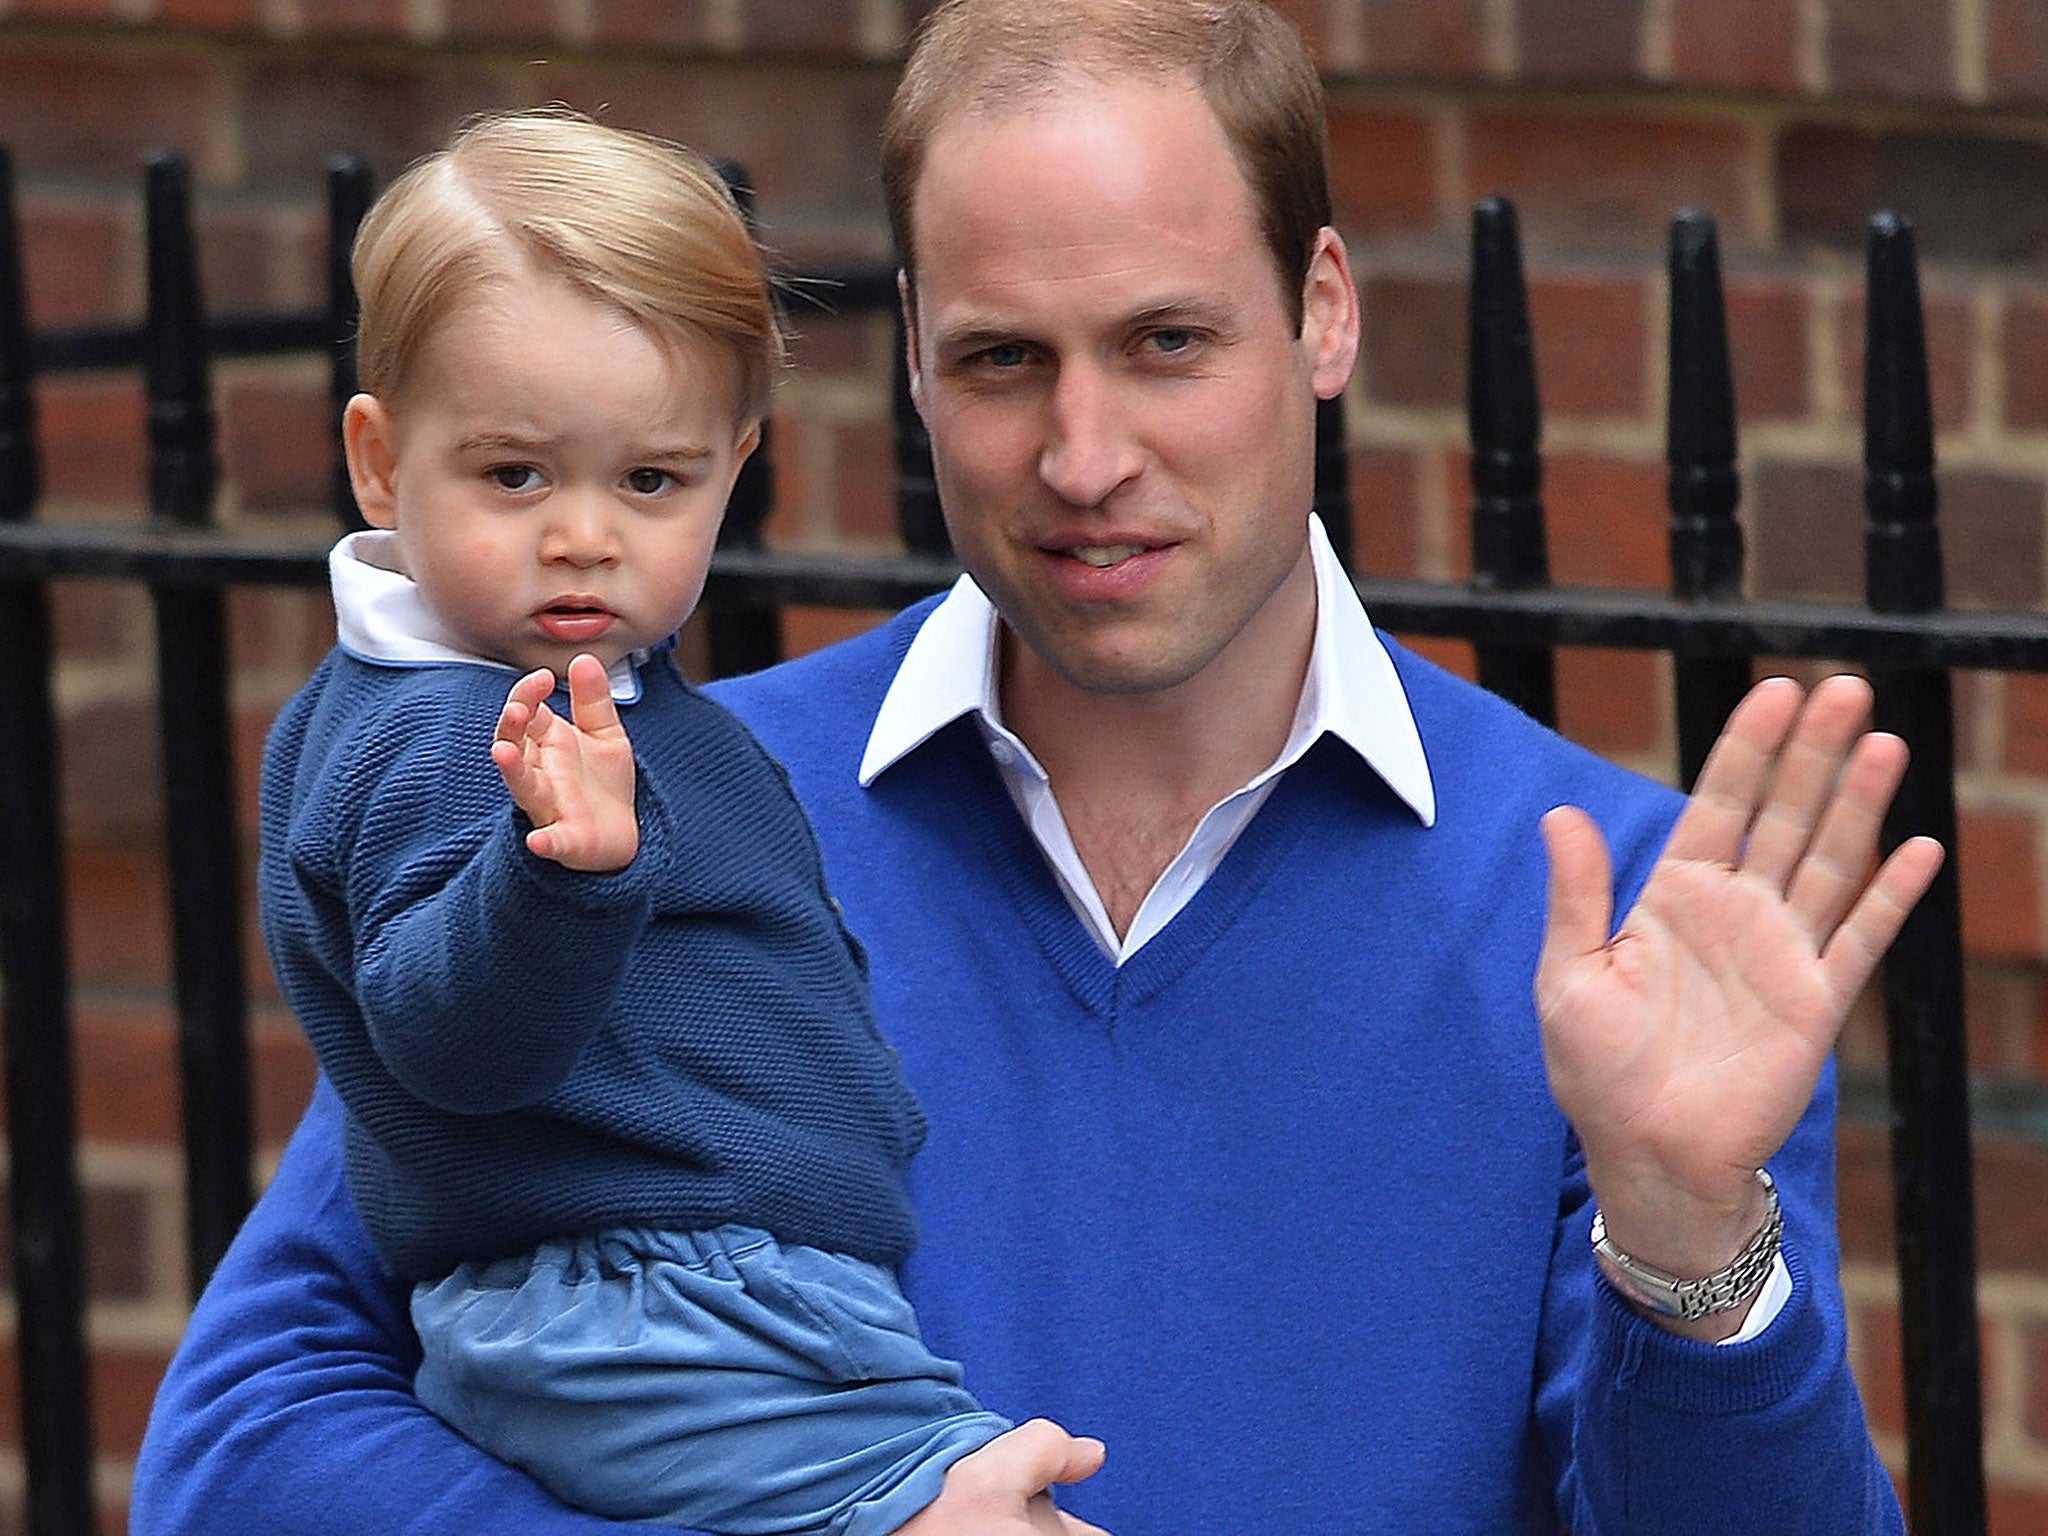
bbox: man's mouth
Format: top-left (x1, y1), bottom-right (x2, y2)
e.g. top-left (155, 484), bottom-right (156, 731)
top-left (1064, 543), bottom-right (1149, 569)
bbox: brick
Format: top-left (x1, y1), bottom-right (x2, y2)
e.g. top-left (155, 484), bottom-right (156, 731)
top-left (780, 606), bottom-right (892, 659)
top-left (828, 418), bottom-right (899, 545)
top-left (1849, 1292), bottom-right (1905, 1440)
top-left (2015, 1310), bottom-right (2048, 1441)
top-left (1543, 452), bottom-right (1667, 586)
top-left (1827, 0), bottom-right (1956, 101)
top-left (61, 698), bottom-right (164, 841)
top-left (1724, 278), bottom-right (1811, 423)
top-left (158, 0), bottom-right (266, 27)
top-left (227, 587), bottom-right (335, 680)
top-left (1778, 126), bottom-right (2048, 263)
top-left (1991, 1489), bottom-right (2048, 1536)
top-left (2007, 673), bottom-right (2048, 777)
top-left (50, 579), bottom-right (147, 663)
top-left (1516, 0), bottom-right (1645, 83)
top-left (737, 0), bottom-right (871, 52)
top-left (1440, 447), bottom-right (1476, 575)
top-left (531, 64), bottom-right (895, 231)
top-left (0, 43), bottom-right (228, 184)
top-left (1325, 105), bottom-right (1439, 237)
top-left (254, 1010), bottom-right (320, 1147)
top-left (783, 306), bottom-right (894, 383)
top-left (220, 376), bottom-right (338, 513)
top-left (66, 842), bottom-right (173, 991)
top-left (1962, 956), bottom-right (2044, 1074)
top-left (446, 0), bottom-right (559, 40)
top-left (1556, 647), bottom-right (1663, 758)
top-left (37, 377), bottom-right (148, 510)
top-left (0, 1183), bottom-right (153, 1301)
top-left (1835, 1121), bottom-right (1893, 1263)
top-left (1263, 0), bottom-right (1332, 59)
top-left (1348, 443), bottom-right (1420, 578)
top-left (1988, 0), bottom-right (2048, 104)
top-left (1938, 470), bottom-right (2046, 610)
top-left (1361, 270), bottom-right (1464, 409)
top-left (1671, 0), bottom-right (1799, 92)
top-left (1398, 634), bottom-right (1478, 682)
top-left (588, 0), bottom-right (714, 52)
top-left (1979, 1139), bottom-right (2048, 1270)
top-left (1527, 273), bottom-right (1648, 419)
top-left (93, 1344), bottom-right (172, 1456)
top-left (2002, 290), bottom-right (2048, 429)
top-left (1750, 457), bottom-right (1862, 599)
top-left (1361, 0), bottom-right (1485, 76)
top-left (297, 0), bottom-right (412, 36)
top-left (1836, 286), bottom-right (1976, 437)
top-left (0, 1339), bottom-right (172, 1458)
top-left (11, 0), bottom-right (123, 17)
top-left (1842, 1128), bottom-right (2048, 1278)
top-left (196, 210), bottom-right (276, 314)
top-left (70, 1001), bottom-right (181, 1144)
top-left (1958, 807), bottom-right (2041, 959)
top-left (1466, 110), bottom-right (1755, 255)
top-left (19, 201), bottom-right (130, 329)
top-left (239, 58), bottom-right (515, 197)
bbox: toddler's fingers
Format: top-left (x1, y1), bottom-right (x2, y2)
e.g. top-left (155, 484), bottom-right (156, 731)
top-left (564, 654), bottom-right (622, 736)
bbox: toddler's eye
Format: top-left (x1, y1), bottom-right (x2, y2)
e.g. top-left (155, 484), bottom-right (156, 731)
top-left (488, 464), bottom-right (542, 492)
top-left (625, 467), bottom-right (675, 495)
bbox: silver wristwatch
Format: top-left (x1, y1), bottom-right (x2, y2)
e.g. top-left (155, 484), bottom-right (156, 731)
top-left (1588, 1168), bottom-right (1782, 1321)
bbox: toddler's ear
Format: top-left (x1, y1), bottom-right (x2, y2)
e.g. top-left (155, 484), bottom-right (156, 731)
top-left (342, 394), bottom-right (401, 529)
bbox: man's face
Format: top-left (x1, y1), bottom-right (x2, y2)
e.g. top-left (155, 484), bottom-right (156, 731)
top-left (904, 72), bottom-right (1358, 706)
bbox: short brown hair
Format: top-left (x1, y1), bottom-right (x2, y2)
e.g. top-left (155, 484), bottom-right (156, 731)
top-left (881, 0), bottom-right (1330, 327)
top-left (353, 108), bottom-right (783, 418)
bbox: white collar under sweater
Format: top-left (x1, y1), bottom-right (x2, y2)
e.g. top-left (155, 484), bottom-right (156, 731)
top-left (328, 530), bottom-right (648, 703)
top-left (858, 514), bottom-right (1436, 964)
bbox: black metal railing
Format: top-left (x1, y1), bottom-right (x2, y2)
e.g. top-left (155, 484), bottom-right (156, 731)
top-left (0, 147), bottom-right (2014, 1536)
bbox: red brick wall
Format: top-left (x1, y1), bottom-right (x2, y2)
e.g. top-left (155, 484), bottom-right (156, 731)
top-left (6, 0), bottom-right (2048, 1529)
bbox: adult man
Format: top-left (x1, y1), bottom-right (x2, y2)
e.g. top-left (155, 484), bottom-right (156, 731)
top-left (132, 2), bottom-right (1937, 1532)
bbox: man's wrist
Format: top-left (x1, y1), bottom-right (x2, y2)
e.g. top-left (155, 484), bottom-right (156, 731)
top-left (1590, 1167), bottom-right (1783, 1322)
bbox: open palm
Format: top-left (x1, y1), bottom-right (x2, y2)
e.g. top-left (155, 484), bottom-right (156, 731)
top-left (1536, 674), bottom-right (1942, 1276)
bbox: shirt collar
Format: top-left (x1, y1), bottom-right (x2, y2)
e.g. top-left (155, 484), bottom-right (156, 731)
top-left (328, 530), bottom-right (648, 704)
top-left (858, 514), bottom-right (1436, 826)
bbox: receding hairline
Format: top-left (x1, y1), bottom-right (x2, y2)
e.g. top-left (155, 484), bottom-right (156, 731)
top-left (882, 0), bottom-right (1332, 325)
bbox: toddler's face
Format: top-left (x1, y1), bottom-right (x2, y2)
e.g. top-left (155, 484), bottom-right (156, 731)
top-left (350, 265), bottom-right (758, 675)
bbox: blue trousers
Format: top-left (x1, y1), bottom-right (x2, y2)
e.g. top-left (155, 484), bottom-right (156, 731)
top-left (412, 1225), bottom-right (1010, 1535)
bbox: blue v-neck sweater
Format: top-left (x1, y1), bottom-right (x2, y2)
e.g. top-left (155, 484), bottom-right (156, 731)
top-left (133, 599), bottom-right (1900, 1536)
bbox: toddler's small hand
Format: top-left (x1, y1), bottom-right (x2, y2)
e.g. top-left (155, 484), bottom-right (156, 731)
top-left (490, 653), bottom-right (639, 872)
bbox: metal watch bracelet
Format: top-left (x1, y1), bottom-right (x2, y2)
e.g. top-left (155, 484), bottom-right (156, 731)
top-left (1588, 1168), bottom-right (1782, 1321)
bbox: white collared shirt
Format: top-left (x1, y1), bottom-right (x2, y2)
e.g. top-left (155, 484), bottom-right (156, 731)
top-left (328, 530), bottom-right (649, 702)
top-left (854, 511), bottom-right (1789, 1343)
top-left (860, 515), bottom-right (1434, 963)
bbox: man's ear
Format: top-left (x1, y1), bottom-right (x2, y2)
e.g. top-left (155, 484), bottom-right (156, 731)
top-left (342, 393), bottom-right (401, 529)
top-left (898, 269), bottom-right (929, 423)
top-left (1299, 227), bottom-right (1361, 402)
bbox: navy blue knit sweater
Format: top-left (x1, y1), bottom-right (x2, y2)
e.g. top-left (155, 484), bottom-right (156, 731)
top-left (257, 647), bottom-right (925, 1282)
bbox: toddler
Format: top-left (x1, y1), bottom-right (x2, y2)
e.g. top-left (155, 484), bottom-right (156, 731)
top-left (257, 108), bottom-right (1025, 1535)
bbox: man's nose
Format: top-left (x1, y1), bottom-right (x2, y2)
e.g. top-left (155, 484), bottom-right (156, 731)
top-left (1038, 363), bottom-right (1142, 508)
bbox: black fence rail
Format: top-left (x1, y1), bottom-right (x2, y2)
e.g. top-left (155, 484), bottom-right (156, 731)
top-left (0, 146), bottom-right (2019, 1536)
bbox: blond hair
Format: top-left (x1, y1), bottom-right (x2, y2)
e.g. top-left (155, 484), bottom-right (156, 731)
top-left (882, 0), bottom-right (1329, 328)
top-left (352, 108), bottom-right (783, 418)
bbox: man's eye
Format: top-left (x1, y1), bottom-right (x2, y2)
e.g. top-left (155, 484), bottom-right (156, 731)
top-left (1146, 328), bottom-right (1195, 355)
top-left (488, 464), bottom-right (542, 492)
top-left (624, 467), bottom-right (675, 495)
top-left (978, 343), bottom-right (1029, 369)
